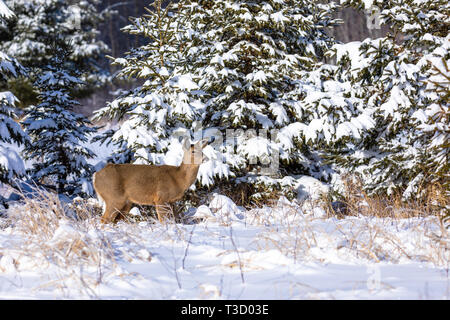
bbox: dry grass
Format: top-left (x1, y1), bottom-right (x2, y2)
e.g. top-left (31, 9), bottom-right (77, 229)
top-left (0, 180), bottom-right (448, 298)
top-left (0, 186), bottom-right (153, 297)
top-left (322, 176), bottom-right (448, 222)
top-left (246, 185), bottom-right (449, 268)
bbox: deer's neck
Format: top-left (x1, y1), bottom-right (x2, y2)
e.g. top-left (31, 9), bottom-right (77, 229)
top-left (177, 163), bottom-right (201, 190)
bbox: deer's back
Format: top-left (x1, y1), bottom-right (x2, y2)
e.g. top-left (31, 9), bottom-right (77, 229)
top-left (94, 163), bottom-right (183, 205)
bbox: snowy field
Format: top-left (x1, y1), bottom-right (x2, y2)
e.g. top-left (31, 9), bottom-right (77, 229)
top-left (0, 189), bottom-right (448, 299)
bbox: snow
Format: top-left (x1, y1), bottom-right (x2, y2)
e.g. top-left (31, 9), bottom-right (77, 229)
top-left (0, 0), bottom-right (14, 20)
top-left (0, 52), bottom-right (23, 78)
top-left (0, 91), bottom-right (18, 107)
top-left (1, 130), bottom-right (448, 300)
top-left (0, 145), bottom-right (25, 178)
top-left (0, 194), bottom-right (447, 299)
top-left (271, 11), bottom-right (289, 24)
top-left (170, 74), bottom-right (199, 91)
top-left (27, 118), bottom-right (58, 130)
top-left (0, 0), bottom-right (448, 300)
top-left (361, 0), bottom-right (375, 10)
top-left (208, 193), bottom-right (245, 222)
top-left (292, 175), bottom-right (330, 201)
top-left (333, 41), bottom-right (365, 70)
top-left (1, 131), bottom-right (446, 300)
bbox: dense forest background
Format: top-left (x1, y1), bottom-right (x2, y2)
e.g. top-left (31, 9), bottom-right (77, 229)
top-left (78, 0), bottom-right (388, 116)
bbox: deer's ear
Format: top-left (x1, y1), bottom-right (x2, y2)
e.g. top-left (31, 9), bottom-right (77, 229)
top-left (203, 136), bottom-right (216, 148)
top-left (196, 138), bottom-right (209, 149)
top-left (182, 137), bottom-right (191, 151)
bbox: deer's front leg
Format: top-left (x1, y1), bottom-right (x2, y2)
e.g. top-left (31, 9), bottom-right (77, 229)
top-left (114, 201), bottom-right (133, 222)
top-left (155, 203), bottom-right (174, 223)
top-left (101, 204), bottom-right (121, 224)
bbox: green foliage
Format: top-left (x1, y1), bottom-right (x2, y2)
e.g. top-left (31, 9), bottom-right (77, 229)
top-left (418, 57), bottom-right (450, 196)
top-left (0, 2), bottom-right (28, 187)
top-left (327, 0), bottom-right (450, 200)
top-left (94, 0), bottom-right (343, 199)
top-left (0, 0), bottom-right (110, 106)
top-left (21, 40), bottom-right (97, 196)
top-left (5, 77), bottom-right (38, 108)
top-left (93, 0), bottom-right (198, 165)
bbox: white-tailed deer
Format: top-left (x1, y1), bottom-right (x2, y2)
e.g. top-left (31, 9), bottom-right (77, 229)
top-left (93, 137), bottom-right (211, 223)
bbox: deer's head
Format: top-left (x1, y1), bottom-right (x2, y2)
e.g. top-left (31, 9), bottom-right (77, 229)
top-left (181, 137), bottom-right (214, 165)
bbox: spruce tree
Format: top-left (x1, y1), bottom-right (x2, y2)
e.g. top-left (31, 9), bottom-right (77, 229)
top-left (324, 0), bottom-right (449, 199)
top-left (22, 39), bottom-right (96, 196)
top-left (93, 0), bottom-right (203, 165)
top-left (414, 56), bottom-right (449, 200)
top-left (0, 0), bottom-right (110, 105)
top-left (0, 0), bottom-right (28, 188)
top-left (179, 0), bottom-right (342, 194)
top-left (94, 0), bottom-right (343, 201)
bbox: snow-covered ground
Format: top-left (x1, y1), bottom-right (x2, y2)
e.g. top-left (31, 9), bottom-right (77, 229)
top-left (0, 192), bottom-right (448, 299)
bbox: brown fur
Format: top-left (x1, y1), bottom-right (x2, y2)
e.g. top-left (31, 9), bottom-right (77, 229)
top-left (93, 138), bottom-right (209, 223)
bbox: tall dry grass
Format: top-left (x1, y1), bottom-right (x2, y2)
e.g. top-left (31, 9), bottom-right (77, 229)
top-left (322, 176), bottom-right (448, 223)
top-left (0, 186), bottom-right (152, 297)
top-left (0, 180), bottom-right (448, 297)
top-left (244, 177), bottom-right (449, 269)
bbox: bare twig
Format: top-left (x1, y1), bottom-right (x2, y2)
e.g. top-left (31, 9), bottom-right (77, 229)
top-left (182, 224), bottom-right (196, 270)
top-left (229, 224), bottom-right (245, 284)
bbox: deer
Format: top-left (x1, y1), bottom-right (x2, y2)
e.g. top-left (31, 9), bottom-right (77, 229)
top-left (93, 137), bottom-right (212, 223)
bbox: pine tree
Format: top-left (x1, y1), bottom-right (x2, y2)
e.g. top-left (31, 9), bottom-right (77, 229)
top-left (93, 0), bottom-right (203, 165)
top-left (179, 0), bottom-right (342, 192)
top-left (414, 56), bottom-right (449, 200)
top-left (65, 0), bottom-right (111, 94)
top-left (324, 0), bottom-right (449, 199)
top-left (0, 0), bottom-right (28, 188)
top-left (0, 0), bottom-right (110, 105)
top-left (22, 39), bottom-right (96, 196)
top-left (94, 0), bottom-right (342, 201)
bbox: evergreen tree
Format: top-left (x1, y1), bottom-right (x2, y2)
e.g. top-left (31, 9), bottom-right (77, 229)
top-left (323, 0), bottom-right (449, 199)
top-left (93, 0), bottom-right (203, 165)
top-left (94, 0), bottom-right (342, 200)
top-left (0, 0), bottom-right (110, 105)
top-left (0, 0), bottom-right (28, 188)
top-left (65, 0), bottom-right (112, 95)
top-left (22, 39), bottom-right (96, 196)
top-left (414, 56), bottom-right (449, 200)
top-left (180, 0), bottom-right (342, 193)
